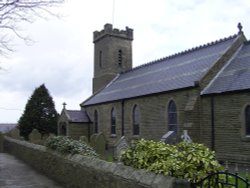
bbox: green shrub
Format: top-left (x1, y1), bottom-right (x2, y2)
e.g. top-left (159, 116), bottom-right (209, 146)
top-left (45, 136), bottom-right (98, 157)
top-left (121, 139), bottom-right (223, 183)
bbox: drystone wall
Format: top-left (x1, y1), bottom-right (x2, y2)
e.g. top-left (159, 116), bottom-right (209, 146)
top-left (3, 136), bottom-right (189, 188)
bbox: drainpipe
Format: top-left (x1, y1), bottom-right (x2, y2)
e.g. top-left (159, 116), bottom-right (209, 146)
top-left (87, 123), bottom-right (90, 142)
top-left (121, 100), bottom-right (125, 136)
top-left (211, 96), bottom-right (215, 151)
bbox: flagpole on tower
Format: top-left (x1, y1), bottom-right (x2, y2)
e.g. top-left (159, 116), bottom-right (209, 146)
top-left (112, 0), bottom-right (115, 26)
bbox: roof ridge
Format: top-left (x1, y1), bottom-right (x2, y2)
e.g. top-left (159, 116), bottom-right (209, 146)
top-left (67, 109), bottom-right (80, 111)
top-left (124, 33), bottom-right (238, 73)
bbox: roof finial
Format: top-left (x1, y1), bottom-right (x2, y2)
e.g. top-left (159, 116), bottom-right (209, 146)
top-left (62, 102), bottom-right (67, 109)
top-left (237, 22), bottom-right (243, 34)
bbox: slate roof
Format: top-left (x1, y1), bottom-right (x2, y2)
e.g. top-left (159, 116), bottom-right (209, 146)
top-left (66, 110), bottom-right (90, 123)
top-left (82, 34), bottom-right (239, 106)
top-left (202, 41), bottom-right (250, 95)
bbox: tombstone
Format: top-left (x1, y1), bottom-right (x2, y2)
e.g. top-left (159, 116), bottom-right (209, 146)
top-left (29, 129), bottom-right (41, 142)
top-left (160, 131), bottom-right (177, 144)
top-left (181, 130), bottom-right (192, 143)
top-left (114, 136), bottom-right (129, 161)
top-left (8, 128), bottom-right (20, 139)
top-left (90, 133), bottom-right (98, 148)
top-left (79, 136), bottom-right (88, 143)
top-left (94, 132), bottom-right (106, 156)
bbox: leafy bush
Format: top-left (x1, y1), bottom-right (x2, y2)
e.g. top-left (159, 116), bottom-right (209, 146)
top-left (45, 136), bottom-right (98, 157)
top-left (121, 139), bottom-right (223, 183)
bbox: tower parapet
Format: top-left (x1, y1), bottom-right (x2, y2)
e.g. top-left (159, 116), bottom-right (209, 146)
top-left (93, 23), bottom-right (133, 43)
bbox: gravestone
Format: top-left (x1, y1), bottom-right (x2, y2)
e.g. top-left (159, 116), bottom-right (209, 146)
top-left (114, 136), bottom-right (129, 161)
top-left (90, 133), bottom-right (98, 148)
top-left (181, 130), bottom-right (192, 143)
top-left (94, 132), bottom-right (106, 156)
top-left (8, 128), bottom-right (20, 139)
top-left (29, 129), bottom-right (41, 142)
top-left (160, 131), bottom-right (177, 144)
top-left (79, 136), bottom-right (88, 143)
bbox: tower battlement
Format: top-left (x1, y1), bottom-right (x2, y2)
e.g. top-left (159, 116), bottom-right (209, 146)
top-left (93, 23), bottom-right (133, 43)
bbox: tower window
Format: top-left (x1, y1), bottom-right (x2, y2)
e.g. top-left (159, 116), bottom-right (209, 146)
top-left (118, 49), bottom-right (122, 65)
top-left (99, 51), bottom-right (102, 68)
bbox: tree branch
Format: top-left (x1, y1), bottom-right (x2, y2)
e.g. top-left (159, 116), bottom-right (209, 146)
top-left (0, 0), bottom-right (64, 58)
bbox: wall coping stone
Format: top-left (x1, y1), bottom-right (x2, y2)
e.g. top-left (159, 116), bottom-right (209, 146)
top-left (3, 136), bottom-right (190, 188)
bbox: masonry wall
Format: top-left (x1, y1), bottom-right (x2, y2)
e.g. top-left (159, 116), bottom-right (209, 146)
top-left (3, 136), bottom-right (189, 188)
top-left (67, 123), bottom-right (90, 140)
top-left (201, 92), bottom-right (250, 164)
top-left (85, 88), bottom-right (202, 146)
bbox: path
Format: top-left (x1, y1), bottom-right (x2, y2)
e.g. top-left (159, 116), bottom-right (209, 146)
top-left (0, 153), bottom-right (63, 188)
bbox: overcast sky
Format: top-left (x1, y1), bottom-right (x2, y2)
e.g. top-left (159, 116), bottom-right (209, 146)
top-left (0, 0), bottom-right (250, 123)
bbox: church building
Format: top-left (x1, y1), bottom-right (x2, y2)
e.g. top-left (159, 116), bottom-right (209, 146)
top-left (58, 23), bottom-right (250, 164)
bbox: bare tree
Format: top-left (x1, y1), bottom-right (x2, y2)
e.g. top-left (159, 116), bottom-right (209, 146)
top-left (0, 0), bottom-right (64, 57)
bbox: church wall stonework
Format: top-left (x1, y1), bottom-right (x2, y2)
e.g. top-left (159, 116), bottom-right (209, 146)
top-left (201, 92), bottom-right (250, 164)
top-left (85, 88), bottom-right (202, 147)
top-left (67, 123), bottom-right (90, 140)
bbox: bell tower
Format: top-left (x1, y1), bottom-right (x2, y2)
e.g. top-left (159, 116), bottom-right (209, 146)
top-left (92, 23), bottom-right (133, 93)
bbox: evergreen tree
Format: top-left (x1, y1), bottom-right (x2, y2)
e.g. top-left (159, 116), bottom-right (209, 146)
top-left (18, 84), bottom-right (58, 140)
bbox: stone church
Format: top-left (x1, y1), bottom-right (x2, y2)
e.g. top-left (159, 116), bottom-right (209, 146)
top-left (58, 23), bottom-right (250, 164)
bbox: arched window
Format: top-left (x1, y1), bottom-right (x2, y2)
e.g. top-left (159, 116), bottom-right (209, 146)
top-left (111, 108), bottom-right (116, 135)
top-left (245, 105), bottom-right (250, 135)
top-left (133, 105), bottom-right (140, 135)
top-left (94, 110), bottom-right (98, 133)
top-left (168, 100), bottom-right (177, 132)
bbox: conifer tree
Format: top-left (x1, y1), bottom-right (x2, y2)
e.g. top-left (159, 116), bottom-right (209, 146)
top-left (18, 84), bottom-right (58, 140)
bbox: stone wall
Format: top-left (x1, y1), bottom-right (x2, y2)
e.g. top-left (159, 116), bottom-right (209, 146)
top-left (3, 136), bottom-right (189, 188)
top-left (201, 92), bottom-right (250, 164)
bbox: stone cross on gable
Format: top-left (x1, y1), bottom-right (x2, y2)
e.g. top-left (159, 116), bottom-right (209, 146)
top-left (62, 102), bottom-right (67, 109)
top-left (238, 22), bottom-right (243, 34)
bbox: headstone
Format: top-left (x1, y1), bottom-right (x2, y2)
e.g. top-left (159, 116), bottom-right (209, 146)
top-left (8, 128), bottom-right (20, 139)
top-left (160, 131), bottom-right (177, 144)
top-left (94, 132), bottom-right (106, 156)
top-left (181, 130), bottom-right (192, 143)
top-left (79, 136), bottom-right (88, 143)
top-left (90, 133), bottom-right (98, 148)
top-left (29, 129), bottom-right (41, 142)
top-left (114, 136), bottom-right (129, 161)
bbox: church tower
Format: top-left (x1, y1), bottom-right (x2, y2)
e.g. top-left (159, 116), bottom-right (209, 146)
top-left (92, 23), bottom-right (133, 93)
